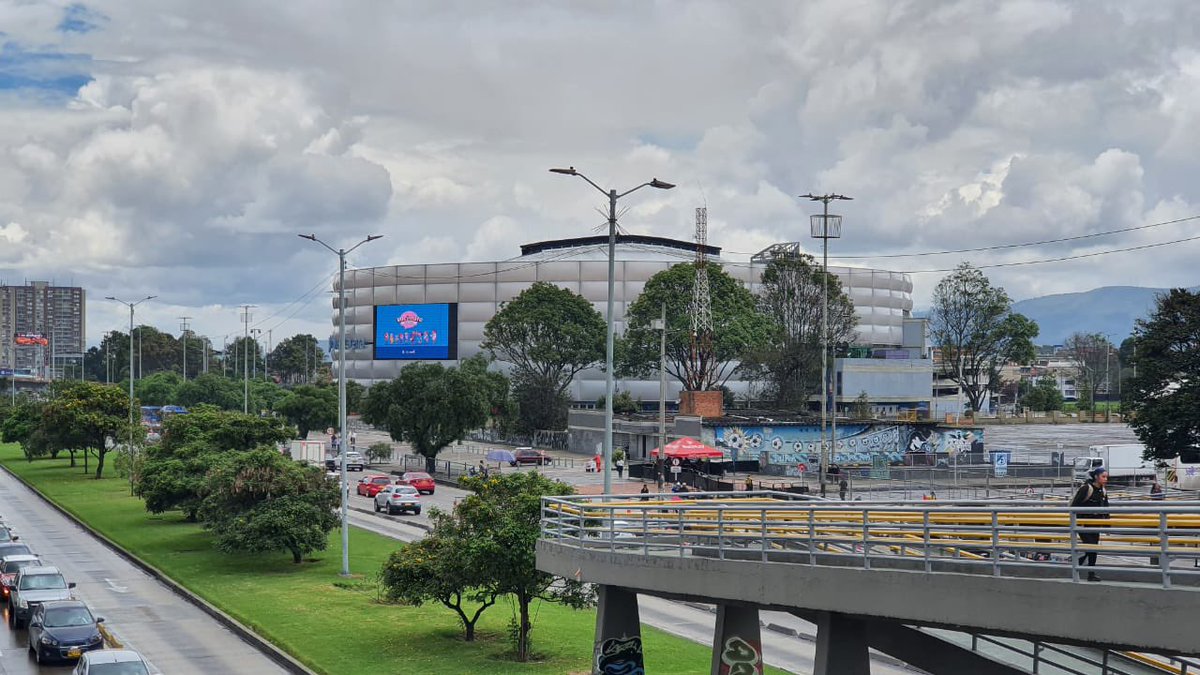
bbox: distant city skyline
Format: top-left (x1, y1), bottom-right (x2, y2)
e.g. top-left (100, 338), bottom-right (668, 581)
top-left (2, 2), bottom-right (1199, 345)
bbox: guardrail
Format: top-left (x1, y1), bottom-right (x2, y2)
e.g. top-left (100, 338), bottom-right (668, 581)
top-left (540, 494), bottom-right (1200, 588)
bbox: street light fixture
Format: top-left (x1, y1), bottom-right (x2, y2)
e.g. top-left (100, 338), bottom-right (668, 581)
top-left (106, 295), bottom-right (156, 494)
top-left (801, 192), bottom-right (852, 498)
top-left (550, 166), bottom-right (674, 494)
top-left (299, 232), bottom-right (383, 578)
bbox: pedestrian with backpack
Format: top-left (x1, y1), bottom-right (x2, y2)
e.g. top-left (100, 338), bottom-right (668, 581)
top-left (1070, 466), bottom-right (1110, 581)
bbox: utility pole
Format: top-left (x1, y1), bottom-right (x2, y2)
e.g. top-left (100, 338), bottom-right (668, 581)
top-left (656, 303), bottom-right (667, 483)
top-left (251, 328), bottom-right (262, 380)
top-left (106, 295), bottom-right (156, 495)
top-left (179, 316), bottom-right (192, 380)
top-left (265, 329), bottom-right (273, 382)
top-left (240, 306), bottom-right (254, 414)
top-left (802, 192), bottom-right (852, 497)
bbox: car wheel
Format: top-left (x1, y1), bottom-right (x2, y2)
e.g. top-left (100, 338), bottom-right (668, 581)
top-left (414, 508), bottom-right (422, 515)
top-left (510, 462), bottom-right (517, 467)
top-left (7, 605), bottom-right (13, 629)
top-left (373, 501), bottom-right (379, 512)
top-left (387, 506), bottom-right (396, 515)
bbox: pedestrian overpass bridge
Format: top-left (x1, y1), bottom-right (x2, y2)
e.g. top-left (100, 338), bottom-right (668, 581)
top-left (536, 492), bottom-right (1200, 675)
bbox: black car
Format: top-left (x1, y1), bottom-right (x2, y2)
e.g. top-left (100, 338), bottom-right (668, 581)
top-left (27, 600), bottom-right (105, 664)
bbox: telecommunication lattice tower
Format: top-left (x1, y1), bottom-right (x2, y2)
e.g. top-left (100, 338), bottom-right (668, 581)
top-left (690, 207), bottom-right (714, 386)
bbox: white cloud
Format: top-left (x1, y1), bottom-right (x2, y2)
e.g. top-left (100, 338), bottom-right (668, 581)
top-left (1, 0), bottom-right (1198, 344)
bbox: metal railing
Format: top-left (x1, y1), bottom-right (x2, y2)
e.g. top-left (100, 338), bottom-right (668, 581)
top-left (540, 494), bottom-right (1200, 588)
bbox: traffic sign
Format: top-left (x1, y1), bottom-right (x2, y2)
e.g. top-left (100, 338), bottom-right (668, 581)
top-left (671, 458), bottom-right (681, 466)
top-left (670, 466), bottom-right (682, 474)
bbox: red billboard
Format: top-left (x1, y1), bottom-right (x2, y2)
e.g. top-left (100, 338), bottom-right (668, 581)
top-left (13, 333), bottom-right (48, 346)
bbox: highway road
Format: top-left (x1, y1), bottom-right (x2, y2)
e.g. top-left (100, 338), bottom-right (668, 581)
top-left (0, 468), bottom-right (288, 675)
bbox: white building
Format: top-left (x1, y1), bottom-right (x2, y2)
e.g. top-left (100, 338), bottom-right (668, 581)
top-left (333, 235), bottom-right (922, 404)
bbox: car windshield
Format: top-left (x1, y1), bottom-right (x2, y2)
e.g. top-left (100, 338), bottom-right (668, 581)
top-left (89, 663), bottom-right (151, 675)
top-left (0, 545), bottom-right (31, 557)
top-left (0, 528), bottom-right (12, 541)
top-left (2, 560), bottom-right (34, 574)
top-left (396, 487), bottom-right (418, 495)
top-left (43, 606), bottom-right (94, 627)
top-left (372, 477), bottom-right (390, 484)
top-left (19, 573), bottom-right (66, 590)
top-left (406, 473), bottom-right (430, 480)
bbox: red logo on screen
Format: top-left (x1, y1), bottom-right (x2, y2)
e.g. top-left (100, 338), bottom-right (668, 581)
top-left (397, 311), bottom-right (422, 329)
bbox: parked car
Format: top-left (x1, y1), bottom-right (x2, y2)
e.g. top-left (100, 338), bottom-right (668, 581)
top-left (400, 471), bottom-right (436, 494)
top-left (511, 448), bottom-right (552, 466)
top-left (373, 485), bottom-right (422, 515)
top-left (0, 554), bottom-right (40, 600)
top-left (9, 566), bottom-right (75, 628)
top-left (72, 648), bottom-right (152, 675)
top-left (27, 599), bottom-right (104, 664)
top-left (356, 474), bottom-right (393, 497)
top-left (326, 451), bottom-right (365, 472)
top-left (0, 542), bottom-right (32, 559)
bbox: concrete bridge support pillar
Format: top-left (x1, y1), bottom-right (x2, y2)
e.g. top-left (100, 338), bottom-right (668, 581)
top-left (593, 585), bottom-right (644, 675)
top-left (711, 604), bottom-right (763, 674)
top-left (814, 611), bottom-right (870, 675)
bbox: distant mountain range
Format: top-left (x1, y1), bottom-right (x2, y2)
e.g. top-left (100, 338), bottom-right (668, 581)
top-left (1010, 286), bottom-right (1186, 345)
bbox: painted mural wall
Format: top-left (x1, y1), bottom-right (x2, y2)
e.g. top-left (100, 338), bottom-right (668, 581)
top-left (705, 423), bottom-right (984, 477)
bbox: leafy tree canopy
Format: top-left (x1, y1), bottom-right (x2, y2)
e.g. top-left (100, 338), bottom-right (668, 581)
top-left (41, 381), bottom-right (131, 478)
top-left (620, 262), bottom-right (772, 391)
top-left (199, 449), bottom-right (339, 563)
top-left (135, 371), bottom-right (183, 407)
top-left (361, 362), bottom-right (489, 472)
top-left (275, 385), bottom-right (337, 439)
top-left (1125, 289), bottom-right (1200, 461)
top-left (928, 263), bottom-right (1038, 411)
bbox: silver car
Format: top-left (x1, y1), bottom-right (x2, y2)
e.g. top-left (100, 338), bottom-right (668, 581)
top-left (9, 565), bottom-right (75, 629)
top-left (72, 648), bottom-right (152, 675)
top-left (373, 485), bottom-right (421, 515)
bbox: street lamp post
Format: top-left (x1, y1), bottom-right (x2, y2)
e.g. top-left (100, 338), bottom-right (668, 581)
top-left (299, 232), bottom-right (382, 578)
top-left (802, 192), bottom-right (851, 498)
top-left (106, 295), bottom-right (156, 494)
top-left (550, 166), bottom-right (675, 495)
top-left (179, 316), bottom-right (192, 380)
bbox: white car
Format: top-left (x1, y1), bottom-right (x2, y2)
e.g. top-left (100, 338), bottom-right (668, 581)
top-left (373, 485), bottom-right (421, 515)
top-left (72, 648), bottom-right (152, 674)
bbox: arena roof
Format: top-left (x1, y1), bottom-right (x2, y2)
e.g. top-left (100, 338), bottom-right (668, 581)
top-left (519, 234), bottom-right (721, 258)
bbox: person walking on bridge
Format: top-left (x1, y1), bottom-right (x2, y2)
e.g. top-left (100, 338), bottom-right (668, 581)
top-left (1070, 466), bottom-right (1110, 581)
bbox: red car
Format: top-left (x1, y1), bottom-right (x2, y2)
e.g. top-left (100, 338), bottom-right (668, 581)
top-left (401, 471), bottom-right (436, 494)
top-left (0, 554), bottom-right (39, 600)
top-left (356, 474), bottom-right (393, 498)
top-left (511, 448), bottom-right (552, 466)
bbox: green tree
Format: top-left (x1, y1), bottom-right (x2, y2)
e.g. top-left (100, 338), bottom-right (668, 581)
top-left (365, 442), bottom-right (392, 464)
top-left (379, 510), bottom-right (498, 641)
top-left (361, 363), bottom-right (489, 472)
top-left (1124, 289), bottom-right (1200, 461)
top-left (459, 355), bottom-right (516, 433)
top-left (454, 472), bottom-right (592, 660)
top-left (135, 371), bottom-right (183, 406)
top-left (928, 263), bottom-right (1039, 411)
top-left (276, 385), bottom-right (337, 438)
top-left (199, 448), bottom-right (339, 563)
top-left (345, 380), bottom-right (365, 414)
top-left (1022, 376), bottom-right (1064, 412)
top-left (267, 334), bottom-right (323, 384)
top-left (41, 381), bottom-right (130, 478)
top-left (620, 263), bottom-right (773, 391)
top-left (1, 399), bottom-right (55, 461)
top-left (175, 373), bottom-right (244, 410)
top-left (137, 408), bottom-right (295, 519)
top-left (743, 255), bottom-right (856, 409)
top-left (482, 282), bottom-right (605, 432)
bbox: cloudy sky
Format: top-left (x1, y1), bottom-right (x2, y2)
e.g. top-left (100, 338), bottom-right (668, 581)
top-left (3, 0), bottom-right (1199, 348)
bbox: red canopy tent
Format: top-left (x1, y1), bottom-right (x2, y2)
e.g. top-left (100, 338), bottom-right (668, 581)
top-left (650, 437), bottom-right (724, 460)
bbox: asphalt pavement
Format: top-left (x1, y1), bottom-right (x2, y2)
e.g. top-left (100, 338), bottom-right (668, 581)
top-left (0, 468), bottom-right (288, 675)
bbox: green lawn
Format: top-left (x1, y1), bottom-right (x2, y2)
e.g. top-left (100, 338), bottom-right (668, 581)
top-left (0, 444), bottom-right (782, 675)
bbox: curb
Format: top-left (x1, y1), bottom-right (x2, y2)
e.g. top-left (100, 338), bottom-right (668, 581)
top-left (1, 465), bottom-right (316, 675)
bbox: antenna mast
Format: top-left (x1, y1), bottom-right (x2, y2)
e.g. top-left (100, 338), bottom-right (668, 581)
top-left (690, 207), bottom-right (714, 389)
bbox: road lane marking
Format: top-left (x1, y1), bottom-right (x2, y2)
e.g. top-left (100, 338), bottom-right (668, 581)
top-left (105, 578), bottom-right (128, 593)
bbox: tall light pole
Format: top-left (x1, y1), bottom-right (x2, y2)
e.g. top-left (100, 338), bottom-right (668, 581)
top-left (251, 328), bottom-right (263, 380)
top-left (106, 295), bottom-right (156, 493)
top-left (551, 166), bottom-right (674, 494)
top-left (299, 232), bottom-right (382, 578)
top-left (179, 317), bottom-right (192, 380)
top-left (655, 303), bottom-right (667, 483)
top-left (240, 306), bottom-right (254, 414)
top-left (802, 192), bottom-right (852, 497)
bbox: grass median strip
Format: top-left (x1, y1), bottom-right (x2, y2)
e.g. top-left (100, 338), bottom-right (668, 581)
top-left (0, 444), bottom-right (783, 675)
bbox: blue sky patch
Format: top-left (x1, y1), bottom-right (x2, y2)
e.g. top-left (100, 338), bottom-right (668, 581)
top-left (58, 4), bottom-right (106, 34)
top-left (0, 42), bottom-right (92, 97)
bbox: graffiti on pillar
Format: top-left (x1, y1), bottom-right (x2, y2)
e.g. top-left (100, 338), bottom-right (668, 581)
top-left (594, 635), bottom-right (644, 675)
top-left (719, 636), bottom-right (762, 675)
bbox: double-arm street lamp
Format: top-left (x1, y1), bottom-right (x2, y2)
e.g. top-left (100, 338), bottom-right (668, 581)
top-left (106, 295), bottom-right (156, 492)
top-left (550, 166), bottom-right (675, 494)
top-left (299, 232), bottom-right (382, 578)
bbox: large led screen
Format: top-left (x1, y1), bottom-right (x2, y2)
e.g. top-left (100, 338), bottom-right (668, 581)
top-left (374, 303), bottom-right (459, 360)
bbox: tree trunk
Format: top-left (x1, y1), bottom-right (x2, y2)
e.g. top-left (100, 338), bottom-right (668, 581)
top-left (94, 449), bottom-right (106, 479)
top-left (517, 594), bottom-right (531, 661)
top-left (68, 450), bottom-right (75, 467)
top-left (464, 620), bottom-right (475, 642)
top-left (425, 454), bottom-right (437, 473)
top-left (83, 449), bottom-right (88, 473)
top-left (291, 546), bottom-right (302, 564)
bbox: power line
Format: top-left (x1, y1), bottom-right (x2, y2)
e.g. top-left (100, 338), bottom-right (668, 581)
top-left (899, 232), bottom-right (1200, 274)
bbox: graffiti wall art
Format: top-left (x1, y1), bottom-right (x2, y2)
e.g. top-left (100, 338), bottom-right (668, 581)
top-left (719, 636), bottom-right (763, 675)
top-left (594, 635), bottom-right (645, 675)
